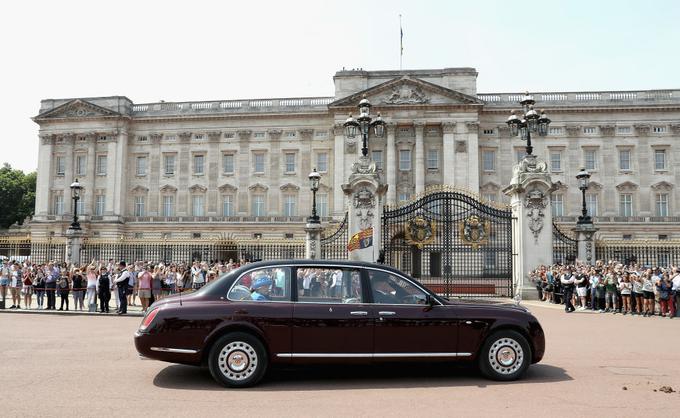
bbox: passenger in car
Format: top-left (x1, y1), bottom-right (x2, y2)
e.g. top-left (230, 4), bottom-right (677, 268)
top-left (250, 276), bottom-right (273, 301)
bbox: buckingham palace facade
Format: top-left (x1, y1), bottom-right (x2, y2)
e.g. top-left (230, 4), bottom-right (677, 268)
top-left (30, 67), bottom-right (680, 241)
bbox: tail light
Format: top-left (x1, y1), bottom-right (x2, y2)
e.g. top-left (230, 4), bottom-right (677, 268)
top-left (139, 308), bottom-right (159, 331)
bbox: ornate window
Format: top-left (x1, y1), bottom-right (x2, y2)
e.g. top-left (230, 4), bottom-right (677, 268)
top-left (95, 194), bottom-right (105, 216)
top-left (136, 156), bottom-right (147, 176)
top-left (583, 148), bottom-right (597, 171)
top-left (193, 154), bottom-right (205, 175)
top-left (55, 156), bottom-right (65, 176)
top-left (549, 151), bottom-right (562, 172)
top-left (618, 149), bottom-right (632, 171)
top-left (586, 194), bottom-right (598, 217)
top-left (482, 150), bottom-right (495, 172)
top-left (283, 194), bottom-right (297, 216)
top-left (162, 195), bottom-right (174, 217)
top-left (399, 149), bottom-right (411, 171)
top-left (427, 149), bottom-right (439, 170)
top-left (52, 193), bottom-right (64, 215)
top-left (96, 154), bottom-right (107, 175)
top-left (317, 152), bottom-right (328, 172)
top-left (619, 194), bottom-right (633, 216)
top-left (253, 153), bottom-right (265, 174)
top-left (284, 153), bottom-right (296, 173)
top-left (222, 195), bottom-right (234, 216)
top-left (317, 193), bottom-right (328, 217)
top-left (371, 150), bottom-right (383, 170)
top-left (222, 153), bottom-right (235, 174)
top-left (551, 194), bottom-right (564, 217)
top-left (163, 154), bottom-right (176, 176)
top-left (252, 194), bottom-right (265, 216)
top-left (189, 184), bottom-right (207, 216)
top-left (134, 196), bottom-right (145, 217)
top-left (656, 193), bottom-right (669, 216)
top-left (75, 155), bottom-right (86, 176)
top-left (654, 149), bottom-right (667, 171)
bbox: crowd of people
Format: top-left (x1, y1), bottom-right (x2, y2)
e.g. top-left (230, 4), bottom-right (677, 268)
top-left (0, 258), bottom-right (250, 314)
top-left (530, 260), bottom-right (680, 317)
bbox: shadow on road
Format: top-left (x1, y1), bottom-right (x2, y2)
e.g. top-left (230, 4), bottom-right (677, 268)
top-left (153, 362), bottom-right (571, 391)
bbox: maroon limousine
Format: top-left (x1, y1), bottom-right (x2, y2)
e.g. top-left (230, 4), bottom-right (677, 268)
top-left (134, 260), bottom-right (545, 387)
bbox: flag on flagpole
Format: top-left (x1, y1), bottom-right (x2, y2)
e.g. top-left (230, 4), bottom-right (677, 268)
top-left (400, 15), bottom-right (403, 57)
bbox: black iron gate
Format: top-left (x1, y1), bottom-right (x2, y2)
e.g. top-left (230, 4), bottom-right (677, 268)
top-left (552, 221), bottom-right (577, 264)
top-left (321, 212), bottom-right (349, 259)
top-left (381, 188), bottom-right (513, 298)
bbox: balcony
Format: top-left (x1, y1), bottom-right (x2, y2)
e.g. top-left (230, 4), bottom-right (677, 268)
top-left (123, 215), bottom-right (335, 223)
top-left (477, 89), bottom-right (680, 107)
top-left (131, 97), bottom-right (335, 117)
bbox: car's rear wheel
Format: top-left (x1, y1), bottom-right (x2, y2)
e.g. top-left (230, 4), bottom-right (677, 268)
top-left (208, 332), bottom-right (268, 388)
top-left (478, 330), bottom-right (531, 381)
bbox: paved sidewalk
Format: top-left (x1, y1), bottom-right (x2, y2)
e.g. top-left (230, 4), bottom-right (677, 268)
top-left (0, 294), bottom-right (146, 317)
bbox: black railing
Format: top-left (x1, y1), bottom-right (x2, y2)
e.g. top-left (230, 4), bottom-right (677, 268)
top-left (320, 213), bottom-right (349, 260)
top-left (552, 222), bottom-right (577, 264)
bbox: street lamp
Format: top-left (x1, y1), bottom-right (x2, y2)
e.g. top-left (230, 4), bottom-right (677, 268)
top-left (308, 168), bottom-right (321, 224)
top-left (343, 96), bottom-right (386, 157)
top-left (576, 168), bottom-right (592, 224)
top-left (69, 179), bottom-right (83, 230)
top-left (506, 93), bottom-right (551, 156)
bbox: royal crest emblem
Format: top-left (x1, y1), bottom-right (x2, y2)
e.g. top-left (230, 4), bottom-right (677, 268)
top-left (404, 217), bottom-right (436, 248)
top-left (459, 215), bottom-right (490, 249)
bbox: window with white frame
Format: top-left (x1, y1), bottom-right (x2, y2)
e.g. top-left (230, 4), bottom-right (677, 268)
top-left (551, 194), bottom-right (564, 217)
top-left (617, 126), bottom-right (631, 134)
top-left (55, 156), bottom-right (65, 176)
top-left (398, 192), bottom-right (411, 203)
top-left (584, 149), bottom-right (597, 171)
top-left (619, 149), bottom-right (631, 171)
top-left (482, 150), bottom-right (495, 172)
top-left (75, 155), bottom-right (86, 176)
top-left (483, 193), bottom-right (497, 203)
top-left (76, 194), bottom-right (85, 215)
top-left (162, 195), bottom-right (174, 217)
top-left (222, 195), bottom-right (234, 216)
top-left (583, 127), bottom-right (597, 134)
top-left (315, 131), bottom-right (328, 139)
top-left (136, 156), bottom-right (147, 176)
top-left (366, 151), bottom-right (381, 172)
top-left (317, 193), bottom-right (328, 217)
top-left (284, 131), bottom-right (296, 139)
top-left (656, 193), bottom-right (669, 216)
top-left (164, 154), bottom-right (175, 176)
top-left (193, 154), bottom-right (205, 175)
top-left (253, 132), bottom-right (265, 139)
top-left (222, 154), bottom-right (235, 174)
top-left (427, 149), bottom-right (439, 170)
top-left (654, 149), bottom-right (667, 171)
top-left (253, 153), bottom-right (265, 173)
top-left (284, 153), bottom-right (296, 173)
top-left (95, 195), bottom-right (105, 216)
top-left (549, 151), bottom-right (562, 172)
top-left (317, 152), bottom-right (328, 172)
top-left (53, 194), bottom-right (64, 215)
top-left (399, 149), bottom-right (411, 171)
top-left (586, 194), bottom-right (598, 217)
top-left (192, 195), bottom-right (204, 216)
top-left (619, 194), bottom-right (633, 216)
top-left (96, 155), bottom-right (107, 175)
top-left (252, 194), bottom-right (265, 216)
top-left (653, 126), bottom-right (667, 134)
top-left (482, 129), bottom-right (495, 135)
top-left (283, 195), bottom-right (297, 216)
top-left (134, 196), bottom-right (145, 217)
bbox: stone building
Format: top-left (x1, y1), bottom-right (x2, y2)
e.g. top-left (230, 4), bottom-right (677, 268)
top-left (30, 67), bottom-right (680, 241)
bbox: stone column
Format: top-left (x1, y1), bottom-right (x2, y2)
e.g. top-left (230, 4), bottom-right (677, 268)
top-left (442, 122), bottom-right (456, 186)
top-left (305, 222), bottom-right (323, 259)
top-left (105, 134), bottom-right (118, 216)
top-left (385, 123), bottom-right (397, 206)
top-left (466, 122), bottom-right (480, 192)
top-left (85, 133), bottom-right (97, 215)
top-left (35, 134), bottom-right (54, 217)
top-left (342, 156), bottom-right (388, 262)
top-left (62, 134), bottom-right (75, 214)
top-left (503, 155), bottom-right (555, 301)
top-left (414, 122), bottom-right (425, 195)
top-left (573, 223), bottom-right (598, 265)
top-left (65, 228), bottom-right (84, 266)
top-left (332, 123), bottom-right (346, 216)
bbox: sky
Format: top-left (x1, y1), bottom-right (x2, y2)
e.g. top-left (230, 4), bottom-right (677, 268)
top-left (1, 0), bottom-right (679, 173)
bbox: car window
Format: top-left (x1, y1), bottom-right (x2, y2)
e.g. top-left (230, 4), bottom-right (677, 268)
top-left (227, 267), bottom-right (291, 302)
top-left (368, 270), bottom-right (427, 305)
top-left (297, 267), bottom-right (363, 304)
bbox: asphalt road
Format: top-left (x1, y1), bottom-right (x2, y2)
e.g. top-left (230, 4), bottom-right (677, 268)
top-left (1, 302), bottom-right (679, 418)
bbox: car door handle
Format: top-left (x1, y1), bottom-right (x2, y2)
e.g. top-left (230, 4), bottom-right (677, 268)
top-left (350, 311), bottom-right (368, 316)
top-left (378, 311), bottom-right (396, 316)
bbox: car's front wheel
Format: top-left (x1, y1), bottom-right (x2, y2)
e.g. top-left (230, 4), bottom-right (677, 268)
top-left (478, 330), bottom-right (531, 381)
top-left (208, 332), bottom-right (268, 388)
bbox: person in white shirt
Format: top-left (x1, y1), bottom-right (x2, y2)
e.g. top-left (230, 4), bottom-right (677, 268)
top-left (114, 262), bottom-right (132, 315)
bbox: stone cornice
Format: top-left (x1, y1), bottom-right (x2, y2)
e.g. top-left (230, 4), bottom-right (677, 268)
top-left (441, 121), bottom-right (456, 134)
top-left (565, 125), bottom-right (582, 136)
top-left (178, 132), bottom-right (192, 142)
top-left (598, 125), bottom-right (615, 136)
top-left (634, 124), bottom-right (650, 136)
top-left (237, 130), bottom-right (252, 140)
top-left (298, 128), bottom-right (314, 139)
top-left (150, 133), bottom-right (163, 143)
top-left (267, 129), bottom-right (283, 140)
top-left (207, 131), bottom-right (222, 141)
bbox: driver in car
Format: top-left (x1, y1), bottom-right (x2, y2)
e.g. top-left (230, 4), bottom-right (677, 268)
top-left (250, 276), bottom-right (273, 301)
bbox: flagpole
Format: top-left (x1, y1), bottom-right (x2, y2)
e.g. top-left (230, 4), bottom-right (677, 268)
top-left (399, 14), bottom-right (403, 71)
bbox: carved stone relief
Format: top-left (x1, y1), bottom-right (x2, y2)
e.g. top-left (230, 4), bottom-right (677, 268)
top-left (382, 85), bottom-right (430, 104)
top-left (524, 188), bottom-right (547, 243)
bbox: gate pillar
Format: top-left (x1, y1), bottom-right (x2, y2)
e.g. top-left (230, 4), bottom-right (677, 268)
top-left (305, 222), bottom-right (323, 260)
top-left (342, 156), bottom-right (388, 262)
top-left (573, 223), bottom-right (598, 265)
top-left (503, 155), bottom-right (556, 301)
top-left (65, 228), bottom-right (84, 266)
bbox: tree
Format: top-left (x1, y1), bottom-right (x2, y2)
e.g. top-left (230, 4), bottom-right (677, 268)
top-left (0, 164), bottom-right (37, 228)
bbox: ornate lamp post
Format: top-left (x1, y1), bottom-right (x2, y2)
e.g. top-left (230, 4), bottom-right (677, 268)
top-left (69, 179), bottom-right (82, 230)
top-left (308, 168), bottom-right (321, 224)
top-left (576, 168), bottom-right (592, 224)
top-left (343, 96), bottom-right (387, 157)
top-left (506, 93), bottom-right (551, 156)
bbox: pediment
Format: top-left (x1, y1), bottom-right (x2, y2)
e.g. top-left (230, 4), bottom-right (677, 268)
top-left (480, 182), bottom-right (501, 192)
top-left (616, 181), bottom-right (638, 191)
top-left (131, 185), bottom-right (149, 193)
top-left (189, 184), bottom-right (207, 193)
top-left (248, 183), bottom-right (269, 192)
top-left (279, 183), bottom-right (300, 192)
top-left (329, 76), bottom-right (484, 109)
top-left (34, 99), bottom-right (124, 120)
top-left (588, 181), bottom-right (604, 191)
top-left (218, 183), bottom-right (238, 193)
top-left (159, 184), bottom-right (177, 193)
top-left (651, 181), bottom-right (673, 191)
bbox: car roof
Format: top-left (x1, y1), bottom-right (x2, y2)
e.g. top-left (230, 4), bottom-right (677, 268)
top-left (240, 259), bottom-right (407, 275)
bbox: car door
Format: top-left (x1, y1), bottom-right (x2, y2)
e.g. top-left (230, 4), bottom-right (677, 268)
top-left (366, 268), bottom-right (459, 358)
top-left (290, 266), bottom-right (373, 361)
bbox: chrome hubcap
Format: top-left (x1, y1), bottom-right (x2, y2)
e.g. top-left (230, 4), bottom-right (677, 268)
top-left (488, 337), bottom-right (524, 375)
top-left (218, 341), bottom-right (258, 381)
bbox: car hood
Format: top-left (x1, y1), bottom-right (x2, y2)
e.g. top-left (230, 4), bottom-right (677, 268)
top-left (442, 297), bottom-right (530, 313)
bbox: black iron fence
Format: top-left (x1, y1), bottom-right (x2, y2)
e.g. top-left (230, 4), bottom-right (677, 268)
top-left (321, 213), bottom-right (349, 260)
top-left (595, 240), bottom-right (680, 267)
top-left (553, 222), bottom-right (577, 264)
